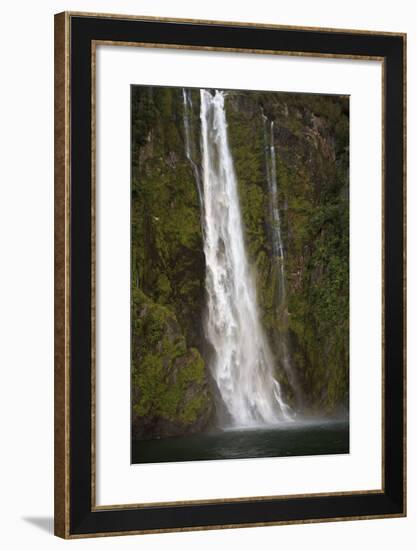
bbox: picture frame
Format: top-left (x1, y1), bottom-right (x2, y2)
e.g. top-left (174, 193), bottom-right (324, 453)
top-left (54, 11), bottom-right (406, 538)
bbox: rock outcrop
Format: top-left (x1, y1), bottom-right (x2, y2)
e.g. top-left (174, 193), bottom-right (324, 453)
top-left (131, 289), bottom-right (214, 440)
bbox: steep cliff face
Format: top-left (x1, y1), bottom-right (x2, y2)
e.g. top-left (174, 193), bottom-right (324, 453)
top-left (131, 87), bottom-right (205, 349)
top-left (225, 90), bottom-right (349, 414)
top-left (131, 86), bottom-right (349, 439)
top-left (131, 87), bottom-right (214, 440)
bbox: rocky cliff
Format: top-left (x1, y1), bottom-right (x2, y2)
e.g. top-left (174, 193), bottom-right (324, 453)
top-left (131, 86), bottom-right (349, 440)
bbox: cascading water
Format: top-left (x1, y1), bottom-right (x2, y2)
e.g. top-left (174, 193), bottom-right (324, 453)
top-left (262, 114), bottom-right (302, 405)
top-left (182, 89), bottom-right (203, 207)
top-left (263, 117), bottom-right (286, 305)
top-left (197, 89), bottom-right (292, 427)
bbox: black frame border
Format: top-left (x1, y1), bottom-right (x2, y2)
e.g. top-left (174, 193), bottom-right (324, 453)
top-left (55, 12), bottom-right (406, 538)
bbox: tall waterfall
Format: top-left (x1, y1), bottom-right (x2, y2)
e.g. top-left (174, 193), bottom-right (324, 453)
top-left (197, 89), bottom-right (292, 426)
top-left (263, 115), bottom-right (302, 405)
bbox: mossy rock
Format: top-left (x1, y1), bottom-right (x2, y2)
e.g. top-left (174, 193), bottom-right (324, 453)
top-left (131, 289), bottom-right (214, 440)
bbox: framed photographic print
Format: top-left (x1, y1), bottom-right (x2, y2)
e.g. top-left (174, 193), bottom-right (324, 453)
top-left (54, 12), bottom-right (406, 538)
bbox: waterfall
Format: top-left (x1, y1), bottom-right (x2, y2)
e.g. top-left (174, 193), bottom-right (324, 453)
top-left (262, 114), bottom-right (302, 406)
top-left (182, 89), bottom-right (203, 208)
top-left (197, 89), bottom-right (292, 427)
top-left (263, 117), bottom-right (286, 306)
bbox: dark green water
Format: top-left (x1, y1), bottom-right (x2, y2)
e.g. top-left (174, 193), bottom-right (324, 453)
top-left (132, 419), bottom-right (349, 464)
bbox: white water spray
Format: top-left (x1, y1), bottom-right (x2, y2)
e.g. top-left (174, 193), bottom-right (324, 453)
top-left (197, 90), bottom-right (292, 426)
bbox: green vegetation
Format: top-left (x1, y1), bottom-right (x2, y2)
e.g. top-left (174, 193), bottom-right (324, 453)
top-left (131, 86), bottom-right (349, 438)
top-left (131, 87), bottom-right (205, 347)
top-left (131, 288), bottom-right (212, 439)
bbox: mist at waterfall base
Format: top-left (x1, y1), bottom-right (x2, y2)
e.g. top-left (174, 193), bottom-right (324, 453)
top-left (131, 86), bottom-right (349, 464)
top-left (132, 418), bottom-right (349, 464)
